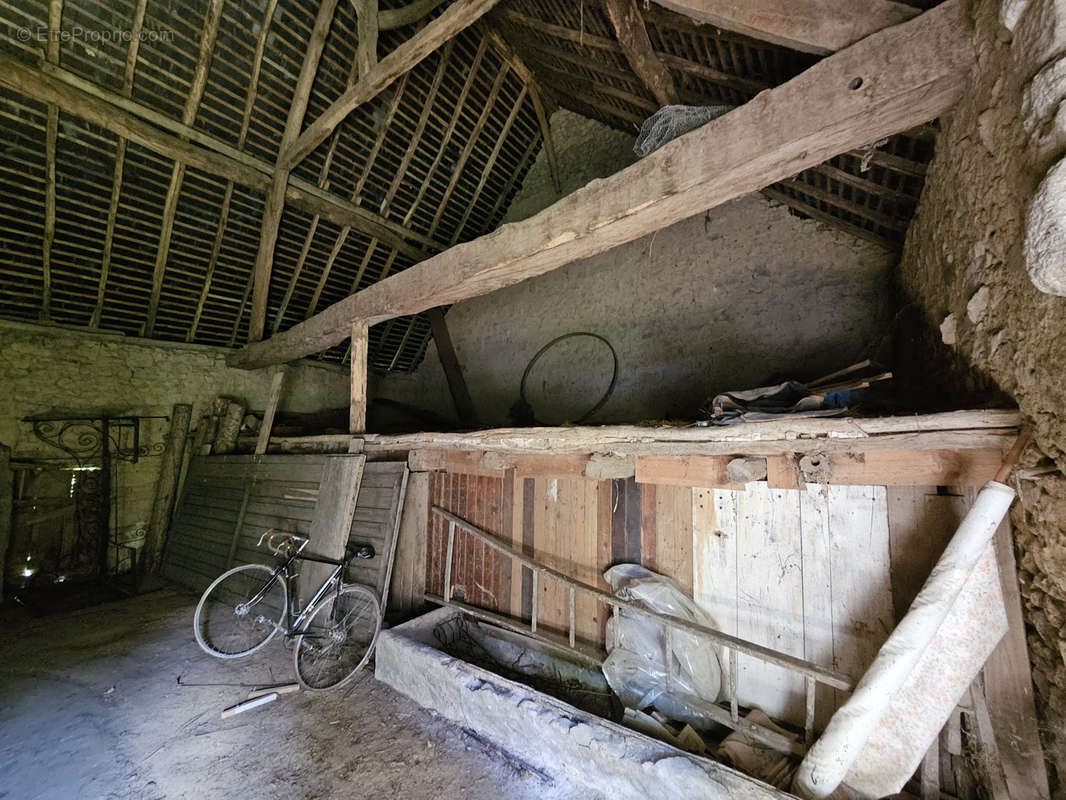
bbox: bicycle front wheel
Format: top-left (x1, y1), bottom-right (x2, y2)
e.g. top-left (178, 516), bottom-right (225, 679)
top-left (194, 563), bottom-right (287, 658)
top-left (293, 584), bottom-right (381, 691)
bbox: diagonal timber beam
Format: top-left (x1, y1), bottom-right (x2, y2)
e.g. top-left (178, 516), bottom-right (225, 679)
top-left (651, 0), bottom-right (919, 55)
top-left (249, 0), bottom-right (341, 342)
top-left (0, 52), bottom-right (432, 260)
top-left (281, 0), bottom-right (502, 171)
top-left (228, 0), bottom-right (973, 370)
top-left (605, 0), bottom-right (678, 107)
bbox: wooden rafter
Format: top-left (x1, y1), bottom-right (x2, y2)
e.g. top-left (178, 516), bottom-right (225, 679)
top-left (249, 0), bottom-right (342, 342)
top-left (483, 27), bottom-right (560, 196)
top-left (356, 0), bottom-right (379, 76)
top-left (401, 37), bottom-right (490, 230)
top-left (301, 74), bottom-right (410, 324)
top-left (229, 0), bottom-right (973, 369)
top-left (282, 0), bottom-right (503, 171)
top-left (90, 0), bottom-right (148, 330)
top-left (605, 0), bottom-right (678, 107)
top-left (188, 0), bottom-right (281, 342)
top-left (41, 0), bottom-right (63, 322)
top-left (144, 0), bottom-right (224, 337)
top-left (650, 0), bottom-right (919, 55)
top-left (8, 56), bottom-right (431, 261)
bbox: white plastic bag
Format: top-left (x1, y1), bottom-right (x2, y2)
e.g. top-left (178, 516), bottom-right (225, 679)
top-left (602, 564), bottom-right (724, 730)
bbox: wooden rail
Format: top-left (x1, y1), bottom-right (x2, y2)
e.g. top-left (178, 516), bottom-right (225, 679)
top-left (431, 506), bottom-right (854, 754)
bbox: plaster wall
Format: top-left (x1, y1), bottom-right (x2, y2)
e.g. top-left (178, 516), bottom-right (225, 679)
top-left (373, 111), bottom-right (896, 427)
top-left (0, 321), bottom-right (349, 563)
top-left (897, 0), bottom-right (1066, 785)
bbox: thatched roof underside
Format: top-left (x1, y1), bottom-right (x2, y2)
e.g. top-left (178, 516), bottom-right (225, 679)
top-left (0, 0), bottom-right (939, 372)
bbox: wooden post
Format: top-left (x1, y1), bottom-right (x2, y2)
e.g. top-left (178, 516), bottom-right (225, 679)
top-left (256, 367), bottom-right (287, 455)
top-left (144, 404), bottom-right (192, 574)
top-left (356, 0), bottom-right (379, 77)
top-left (350, 319), bottom-right (369, 434)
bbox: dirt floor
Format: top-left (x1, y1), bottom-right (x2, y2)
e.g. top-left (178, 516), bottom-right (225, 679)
top-left (0, 587), bottom-right (594, 800)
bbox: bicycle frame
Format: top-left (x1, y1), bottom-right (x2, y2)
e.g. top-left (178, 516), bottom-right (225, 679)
top-left (249, 533), bottom-right (349, 637)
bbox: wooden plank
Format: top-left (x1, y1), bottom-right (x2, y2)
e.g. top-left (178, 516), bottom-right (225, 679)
top-left (283, 0), bottom-right (503, 169)
top-left (983, 501), bottom-right (1052, 800)
top-left (766, 454), bottom-right (801, 489)
top-left (350, 319), bottom-right (369, 434)
top-left (654, 484), bottom-right (694, 594)
top-left (650, 0), bottom-right (919, 54)
top-left (230, 0), bottom-right (973, 367)
top-left (605, 0), bottom-right (678, 107)
top-left (409, 449), bottom-right (590, 477)
top-left (301, 455), bottom-right (365, 602)
top-left (799, 484), bottom-right (836, 732)
top-left (256, 367), bottom-right (287, 455)
top-left (635, 455), bottom-right (740, 488)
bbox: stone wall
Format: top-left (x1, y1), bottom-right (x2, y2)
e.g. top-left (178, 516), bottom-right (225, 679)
top-left (373, 111), bottom-right (896, 428)
top-left (898, 0), bottom-right (1066, 786)
top-left (0, 321), bottom-right (349, 572)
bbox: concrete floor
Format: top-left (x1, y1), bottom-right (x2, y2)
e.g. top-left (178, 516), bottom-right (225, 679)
top-left (0, 588), bottom-right (590, 800)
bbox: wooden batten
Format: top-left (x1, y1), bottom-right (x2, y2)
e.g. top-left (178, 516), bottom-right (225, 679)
top-left (230, 0), bottom-right (974, 369)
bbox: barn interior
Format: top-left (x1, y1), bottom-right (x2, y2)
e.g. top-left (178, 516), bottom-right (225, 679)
top-left (1, 0), bottom-right (1064, 798)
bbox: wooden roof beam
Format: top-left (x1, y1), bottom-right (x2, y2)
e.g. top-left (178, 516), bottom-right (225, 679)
top-left (281, 0), bottom-right (503, 171)
top-left (0, 54), bottom-right (431, 260)
top-left (249, 0), bottom-right (342, 342)
top-left (605, 0), bottom-right (678, 108)
top-left (355, 0), bottom-right (379, 76)
top-left (377, 0), bottom-right (448, 30)
top-left (41, 0), bottom-right (63, 323)
top-left (651, 0), bottom-right (920, 55)
top-left (228, 0), bottom-right (973, 369)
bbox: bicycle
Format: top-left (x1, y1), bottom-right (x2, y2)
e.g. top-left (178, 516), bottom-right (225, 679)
top-left (193, 529), bottom-right (382, 692)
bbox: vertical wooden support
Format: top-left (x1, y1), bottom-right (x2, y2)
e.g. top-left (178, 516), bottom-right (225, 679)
top-left (530, 88), bottom-right (561, 195)
top-left (255, 367), bottom-right (287, 455)
top-left (425, 307), bottom-right (477, 426)
top-left (41, 0), bottom-right (63, 322)
top-left (389, 470), bottom-right (429, 616)
top-left (349, 318), bottom-right (369, 433)
top-left (804, 676), bottom-right (816, 744)
top-left (144, 404), bottom-right (192, 574)
top-left (445, 521), bottom-right (455, 601)
top-left (729, 648), bottom-right (739, 723)
top-left (0, 443), bottom-right (11, 598)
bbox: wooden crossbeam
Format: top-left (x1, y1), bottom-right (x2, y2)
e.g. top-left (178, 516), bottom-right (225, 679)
top-left (189, 0), bottom-right (280, 342)
top-left (605, 0), bottom-right (678, 107)
top-left (249, 0), bottom-right (341, 342)
top-left (144, 0), bottom-right (225, 337)
top-left (229, 0), bottom-right (972, 369)
top-left (651, 0), bottom-right (919, 54)
top-left (282, 0), bottom-right (502, 171)
top-left (377, 0), bottom-right (448, 29)
top-left (2, 55), bottom-right (430, 260)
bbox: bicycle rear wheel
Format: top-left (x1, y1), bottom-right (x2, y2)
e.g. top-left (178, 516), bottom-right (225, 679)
top-left (194, 564), bottom-right (287, 658)
top-left (293, 584), bottom-right (381, 691)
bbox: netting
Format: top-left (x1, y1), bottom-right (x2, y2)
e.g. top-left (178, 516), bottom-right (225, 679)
top-left (633, 104), bottom-right (734, 157)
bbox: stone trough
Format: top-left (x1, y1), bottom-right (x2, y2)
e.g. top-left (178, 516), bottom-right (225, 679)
top-left (375, 606), bottom-right (787, 800)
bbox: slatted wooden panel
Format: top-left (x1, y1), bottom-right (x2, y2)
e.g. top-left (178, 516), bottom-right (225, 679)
top-left (345, 460), bottom-right (408, 607)
top-left (164, 454), bottom-right (335, 592)
top-left (0, 1), bottom-right (541, 371)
